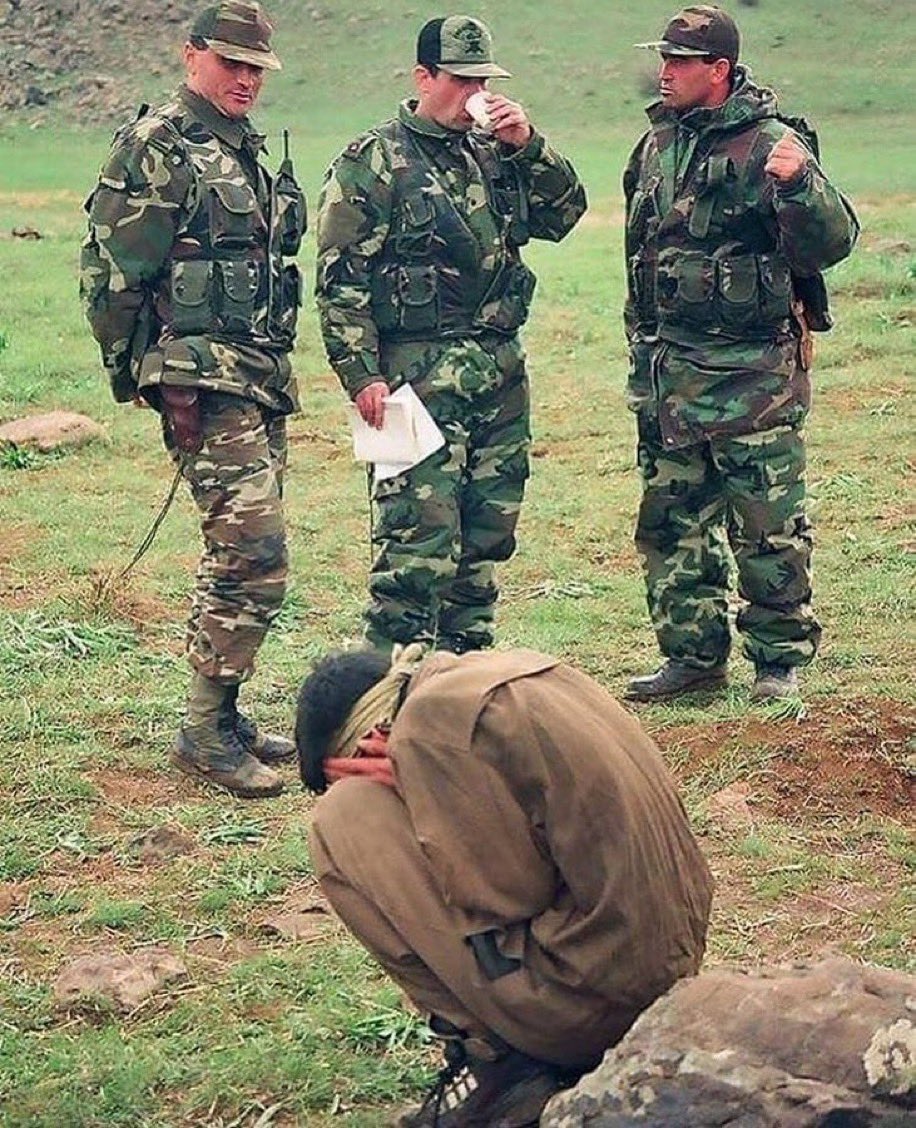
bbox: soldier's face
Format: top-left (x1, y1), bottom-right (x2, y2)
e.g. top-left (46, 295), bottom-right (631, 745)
top-left (658, 54), bottom-right (729, 111)
top-left (414, 66), bottom-right (487, 131)
top-left (184, 45), bottom-right (265, 119)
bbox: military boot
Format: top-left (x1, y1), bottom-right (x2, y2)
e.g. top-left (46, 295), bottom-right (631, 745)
top-left (625, 660), bottom-right (728, 702)
top-left (751, 663), bottom-right (800, 701)
top-left (223, 685), bottom-right (296, 764)
top-left (172, 675), bottom-right (284, 798)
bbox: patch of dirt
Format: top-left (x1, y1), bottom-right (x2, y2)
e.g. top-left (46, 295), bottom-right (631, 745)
top-left (657, 698), bottom-right (916, 821)
top-left (86, 766), bottom-right (189, 807)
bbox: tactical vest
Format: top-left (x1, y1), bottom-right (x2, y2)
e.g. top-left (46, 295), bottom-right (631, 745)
top-left (369, 120), bottom-right (536, 340)
top-left (628, 114), bottom-right (830, 341)
top-left (161, 116), bottom-right (305, 349)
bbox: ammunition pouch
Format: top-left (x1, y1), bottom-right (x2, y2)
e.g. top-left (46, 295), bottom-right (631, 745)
top-left (656, 247), bottom-right (793, 335)
top-left (371, 259), bottom-right (535, 338)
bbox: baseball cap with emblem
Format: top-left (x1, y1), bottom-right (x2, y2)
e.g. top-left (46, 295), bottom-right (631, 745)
top-left (416, 15), bottom-right (511, 78)
top-left (190, 0), bottom-right (281, 71)
top-left (635, 5), bottom-right (740, 66)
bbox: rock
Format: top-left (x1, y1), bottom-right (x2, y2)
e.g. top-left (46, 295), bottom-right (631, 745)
top-left (53, 948), bottom-right (188, 1012)
top-left (0, 411), bottom-right (106, 452)
top-left (11, 225), bottom-right (43, 239)
top-left (259, 890), bottom-right (334, 941)
top-left (543, 958), bottom-right (916, 1127)
top-left (129, 824), bottom-right (196, 864)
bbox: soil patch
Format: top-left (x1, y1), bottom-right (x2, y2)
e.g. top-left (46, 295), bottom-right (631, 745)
top-left (657, 698), bottom-right (915, 821)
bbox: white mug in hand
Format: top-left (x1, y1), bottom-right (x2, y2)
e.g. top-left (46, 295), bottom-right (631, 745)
top-left (465, 91), bottom-right (492, 130)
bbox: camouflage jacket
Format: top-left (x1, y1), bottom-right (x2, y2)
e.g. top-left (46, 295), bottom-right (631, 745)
top-left (80, 86), bottom-right (305, 413)
top-left (316, 100), bottom-right (587, 398)
top-left (623, 67), bottom-right (859, 447)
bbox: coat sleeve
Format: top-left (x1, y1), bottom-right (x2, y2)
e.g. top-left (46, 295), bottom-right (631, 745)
top-left (80, 124), bottom-right (193, 401)
top-left (505, 129), bottom-right (587, 243)
top-left (766, 127), bottom-right (860, 276)
top-left (314, 136), bottom-right (394, 399)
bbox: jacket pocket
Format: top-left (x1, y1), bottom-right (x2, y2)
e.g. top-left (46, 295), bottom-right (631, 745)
top-left (209, 181), bottom-right (258, 249)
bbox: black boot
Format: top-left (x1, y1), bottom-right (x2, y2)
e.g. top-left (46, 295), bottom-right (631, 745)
top-left (172, 675), bottom-right (284, 798)
top-left (398, 1020), bottom-right (565, 1127)
top-left (625, 659), bottom-right (727, 702)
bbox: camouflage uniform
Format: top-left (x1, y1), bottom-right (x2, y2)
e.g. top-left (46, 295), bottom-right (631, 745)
top-left (623, 65), bottom-right (859, 672)
top-left (317, 101), bottom-right (586, 652)
top-left (81, 83), bottom-right (305, 684)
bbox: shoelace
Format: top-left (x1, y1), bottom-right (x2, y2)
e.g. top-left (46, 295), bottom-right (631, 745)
top-left (426, 1058), bottom-right (480, 1125)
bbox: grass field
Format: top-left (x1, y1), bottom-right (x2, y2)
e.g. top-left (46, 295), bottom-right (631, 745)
top-left (0, 0), bottom-right (914, 1124)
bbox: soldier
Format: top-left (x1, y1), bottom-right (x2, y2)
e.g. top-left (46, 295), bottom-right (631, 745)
top-left (81, 1), bottom-right (306, 798)
top-left (623, 5), bottom-right (859, 703)
top-left (316, 15), bottom-right (586, 656)
top-left (296, 646), bottom-right (713, 1126)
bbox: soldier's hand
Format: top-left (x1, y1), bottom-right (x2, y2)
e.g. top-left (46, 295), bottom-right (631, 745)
top-left (765, 134), bottom-right (809, 186)
top-left (355, 381), bottom-right (390, 429)
top-left (485, 94), bottom-right (533, 149)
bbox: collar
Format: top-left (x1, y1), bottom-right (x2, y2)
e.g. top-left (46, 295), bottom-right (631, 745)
top-left (398, 98), bottom-right (468, 144)
top-left (178, 85), bottom-right (266, 154)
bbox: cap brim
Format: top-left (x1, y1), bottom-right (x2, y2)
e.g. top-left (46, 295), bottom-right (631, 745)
top-left (207, 38), bottom-right (282, 71)
top-left (634, 40), bottom-right (713, 57)
top-left (438, 62), bottom-right (512, 78)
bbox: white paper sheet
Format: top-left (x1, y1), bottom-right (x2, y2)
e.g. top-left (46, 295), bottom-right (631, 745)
top-left (349, 384), bottom-right (446, 483)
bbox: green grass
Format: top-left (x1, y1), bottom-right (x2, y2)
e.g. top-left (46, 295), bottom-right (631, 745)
top-left (1, 0), bottom-right (914, 1122)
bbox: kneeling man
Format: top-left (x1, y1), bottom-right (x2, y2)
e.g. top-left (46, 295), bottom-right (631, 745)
top-left (297, 647), bottom-right (713, 1126)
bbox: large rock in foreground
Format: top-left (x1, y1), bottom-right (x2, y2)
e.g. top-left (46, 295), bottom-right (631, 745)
top-left (543, 958), bottom-right (915, 1127)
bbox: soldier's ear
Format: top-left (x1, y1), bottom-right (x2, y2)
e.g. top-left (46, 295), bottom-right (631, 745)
top-left (413, 64), bottom-right (435, 94)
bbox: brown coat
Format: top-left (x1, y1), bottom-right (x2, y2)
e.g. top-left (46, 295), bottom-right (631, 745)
top-left (391, 650), bottom-right (713, 1015)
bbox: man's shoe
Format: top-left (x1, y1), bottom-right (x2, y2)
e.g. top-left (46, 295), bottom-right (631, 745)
top-left (172, 728), bottom-right (284, 798)
top-left (234, 710), bottom-right (296, 764)
top-left (398, 1045), bottom-right (564, 1128)
top-left (625, 660), bottom-right (727, 702)
top-left (751, 663), bottom-right (799, 701)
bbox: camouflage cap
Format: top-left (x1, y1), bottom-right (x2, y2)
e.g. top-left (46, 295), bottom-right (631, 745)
top-left (190, 1), bottom-right (281, 71)
top-left (416, 15), bottom-right (511, 79)
top-left (635, 5), bottom-right (740, 66)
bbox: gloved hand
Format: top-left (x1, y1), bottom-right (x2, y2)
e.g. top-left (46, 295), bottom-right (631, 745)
top-left (160, 384), bottom-right (202, 455)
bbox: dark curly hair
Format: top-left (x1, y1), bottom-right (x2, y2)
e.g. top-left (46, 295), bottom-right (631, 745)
top-left (295, 649), bottom-right (391, 792)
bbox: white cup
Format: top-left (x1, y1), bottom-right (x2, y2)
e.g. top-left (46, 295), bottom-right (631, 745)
top-left (465, 91), bottom-right (492, 131)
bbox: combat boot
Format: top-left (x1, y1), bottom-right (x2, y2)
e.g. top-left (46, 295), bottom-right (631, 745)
top-left (625, 660), bottom-right (727, 702)
top-left (172, 675), bottom-right (284, 798)
top-left (223, 685), bottom-right (295, 764)
top-left (751, 663), bottom-right (800, 701)
top-left (398, 1029), bottom-right (565, 1128)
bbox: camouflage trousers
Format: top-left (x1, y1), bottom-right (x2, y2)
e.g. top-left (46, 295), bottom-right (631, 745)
top-left (634, 420), bottom-right (821, 670)
top-left (163, 391), bottom-right (289, 684)
top-left (366, 333), bottom-right (530, 653)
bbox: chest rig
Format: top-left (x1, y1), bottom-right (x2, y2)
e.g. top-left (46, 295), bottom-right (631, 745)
top-left (369, 119), bottom-right (536, 340)
top-left (628, 117), bottom-right (797, 342)
top-left (165, 121), bottom-right (305, 349)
